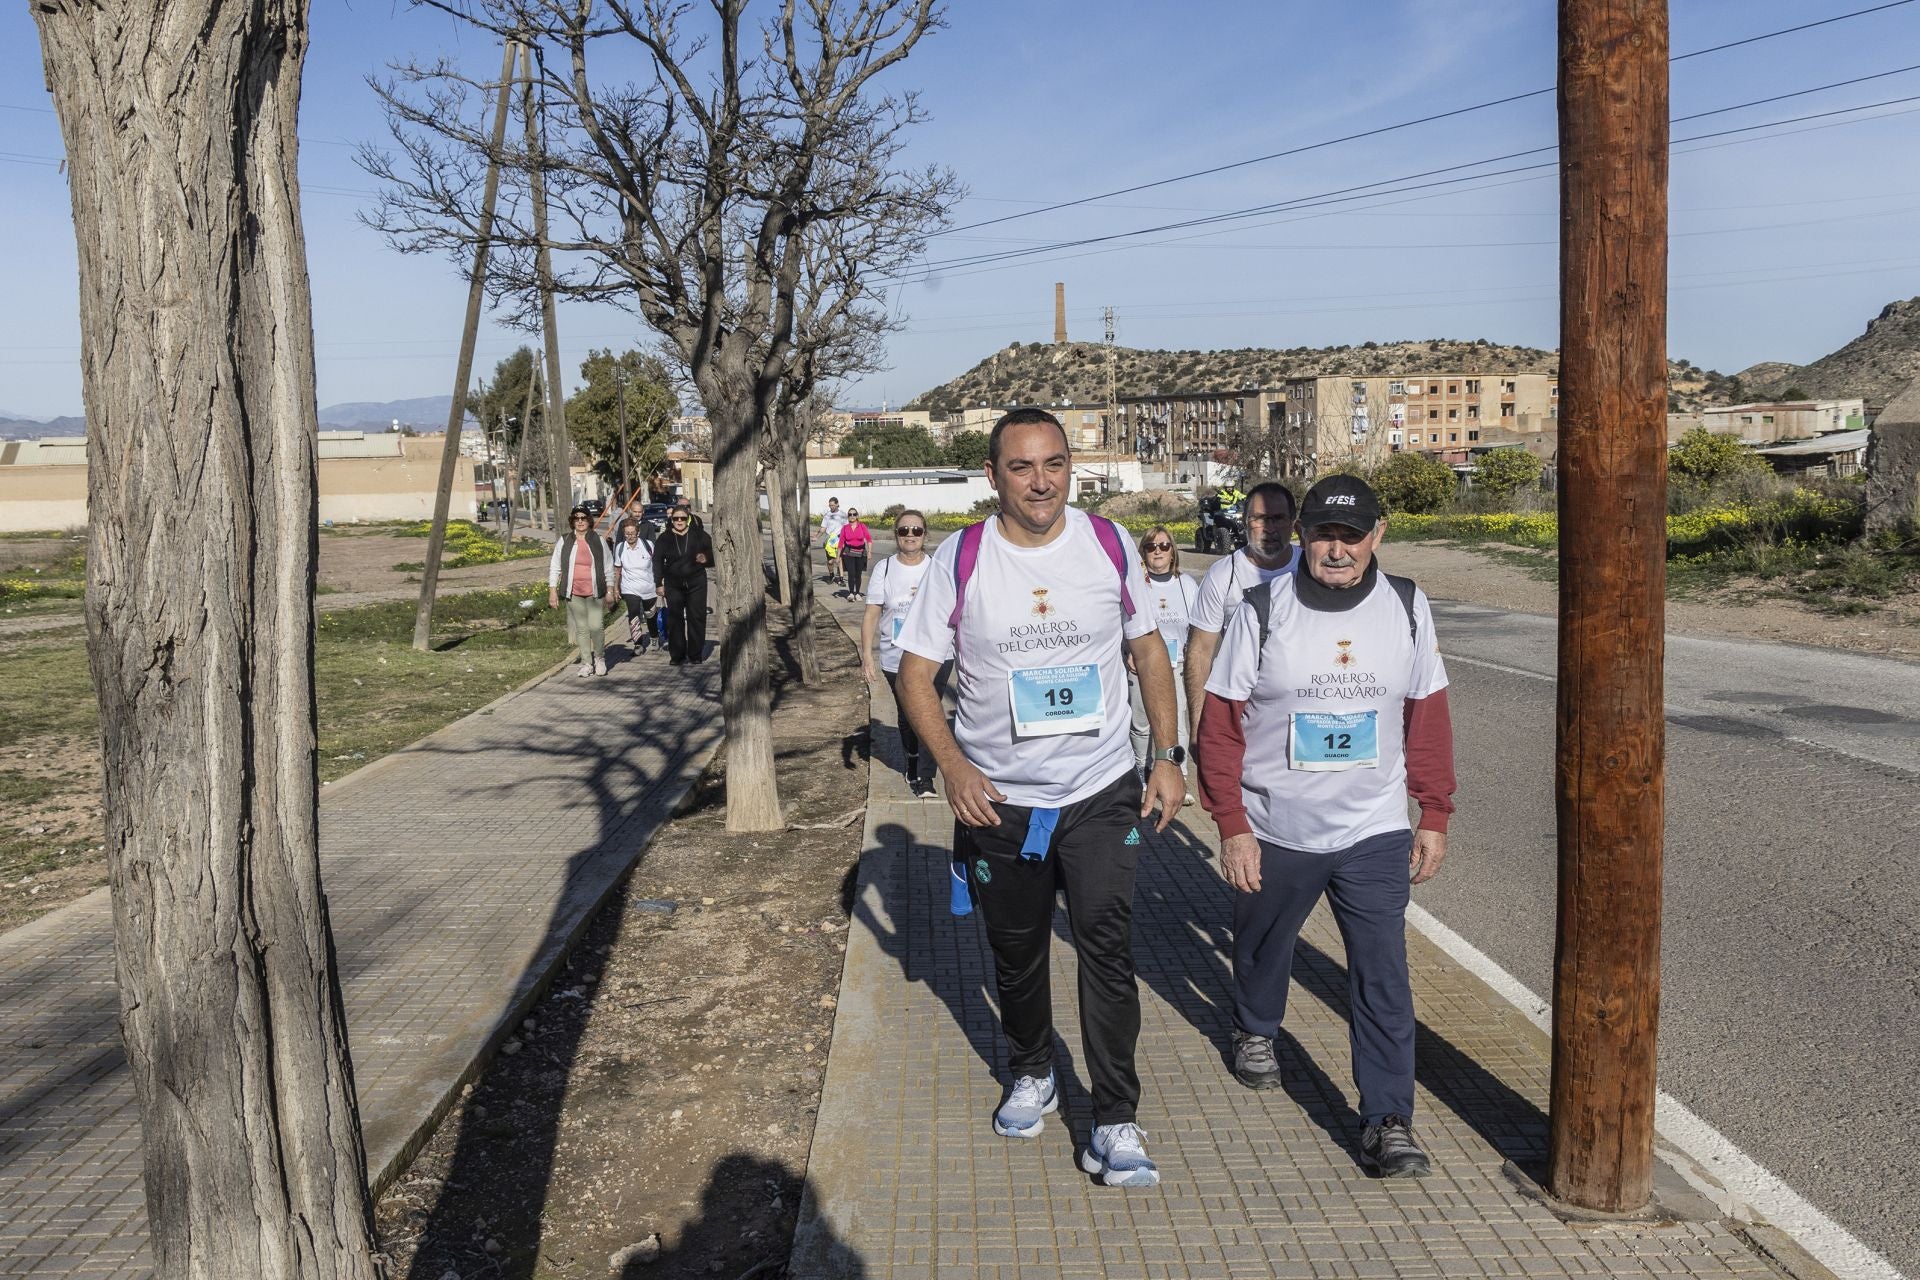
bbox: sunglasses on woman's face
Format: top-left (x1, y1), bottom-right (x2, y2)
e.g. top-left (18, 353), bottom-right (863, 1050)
top-left (896, 526), bottom-right (925, 537)
top-left (669, 515), bottom-right (690, 524)
top-left (1146, 540), bottom-right (1172, 552)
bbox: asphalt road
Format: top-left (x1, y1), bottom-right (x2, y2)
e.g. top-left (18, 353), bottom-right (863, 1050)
top-left (842, 526), bottom-right (1919, 1272)
top-left (1415, 602), bottom-right (1920, 1278)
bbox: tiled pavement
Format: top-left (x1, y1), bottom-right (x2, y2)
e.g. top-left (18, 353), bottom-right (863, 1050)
top-left (0, 630), bottom-right (722, 1278)
top-left (795, 593), bottom-right (1784, 1280)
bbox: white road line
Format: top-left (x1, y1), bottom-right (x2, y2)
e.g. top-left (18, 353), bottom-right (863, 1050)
top-left (1445, 653), bottom-right (1554, 682)
top-left (1405, 902), bottom-right (1906, 1280)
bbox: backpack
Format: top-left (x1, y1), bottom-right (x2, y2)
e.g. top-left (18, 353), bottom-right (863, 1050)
top-left (946, 514), bottom-right (1135, 657)
top-left (1241, 571), bottom-right (1418, 670)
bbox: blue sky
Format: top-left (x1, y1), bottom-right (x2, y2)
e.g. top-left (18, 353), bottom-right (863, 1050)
top-left (3, 0), bottom-right (1919, 419)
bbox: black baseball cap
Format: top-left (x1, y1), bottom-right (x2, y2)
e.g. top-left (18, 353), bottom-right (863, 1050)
top-left (1298, 474), bottom-right (1382, 531)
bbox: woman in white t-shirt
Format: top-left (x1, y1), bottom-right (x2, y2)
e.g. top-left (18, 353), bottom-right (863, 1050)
top-left (860, 510), bottom-right (940, 798)
top-left (1129, 524), bottom-right (1199, 797)
top-left (611, 517), bottom-right (658, 653)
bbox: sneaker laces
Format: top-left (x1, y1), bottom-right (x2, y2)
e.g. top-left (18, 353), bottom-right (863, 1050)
top-left (1234, 1033), bottom-right (1279, 1074)
top-left (1101, 1122), bottom-right (1150, 1163)
top-left (1372, 1115), bottom-right (1420, 1154)
top-left (1006, 1075), bottom-right (1051, 1109)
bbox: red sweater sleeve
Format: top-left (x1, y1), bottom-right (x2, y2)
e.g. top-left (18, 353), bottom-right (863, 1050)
top-left (1403, 687), bottom-right (1457, 833)
top-left (1193, 691), bottom-right (1254, 840)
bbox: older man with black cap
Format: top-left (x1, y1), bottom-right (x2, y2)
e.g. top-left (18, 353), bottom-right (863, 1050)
top-left (1193, 473), bottom-right (1457, 1178)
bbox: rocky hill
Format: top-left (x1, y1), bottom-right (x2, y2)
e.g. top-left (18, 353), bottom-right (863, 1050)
top-left (1745, 297), bottom-right (1920, 407)
top-left (906, 338), bottom-right (1726, 415)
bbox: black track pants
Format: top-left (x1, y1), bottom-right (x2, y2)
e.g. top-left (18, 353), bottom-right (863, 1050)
top-left (664, 577), bottom-right (708, 662)
top-left (959, 768), bottom-right (1144, 1125)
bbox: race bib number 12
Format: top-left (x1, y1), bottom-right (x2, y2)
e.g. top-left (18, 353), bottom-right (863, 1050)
top-left (1009, 664), bottom-right (1105, 737)
top-left (1289, 710), bottom-right (1379, 771)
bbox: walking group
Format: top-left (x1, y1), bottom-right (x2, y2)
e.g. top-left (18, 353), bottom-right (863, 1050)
top-left (861, 408), bottom-right (1457, 1188)
top-left (546, 497), bottom-right (715, 673)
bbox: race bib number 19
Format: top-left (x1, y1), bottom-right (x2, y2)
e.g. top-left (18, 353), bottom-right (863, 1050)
top-left (1289, 710), bottom-right (1379, 771)
top-left (1009, 664), bottom-right (1105, 737)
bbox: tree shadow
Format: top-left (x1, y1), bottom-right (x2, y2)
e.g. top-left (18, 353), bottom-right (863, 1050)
top-left (619, 1153), bottom-right (865, 1280)
top-left (1124, 816), bottom-right (1550, 1176)
top-left (394, 581), bottom-right (823, 1276)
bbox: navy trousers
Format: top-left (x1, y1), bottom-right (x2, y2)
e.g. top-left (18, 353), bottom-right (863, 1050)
top-left (1231, 829), bottom-right (1416, 1125)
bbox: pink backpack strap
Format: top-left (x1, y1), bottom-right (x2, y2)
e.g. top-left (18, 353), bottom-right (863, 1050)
top-left (1090, 515), bottom-right (1137, 618)
top-left (946, 521), bottom-right (987, 656)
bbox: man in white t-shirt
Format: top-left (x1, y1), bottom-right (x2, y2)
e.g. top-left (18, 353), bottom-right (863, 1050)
top-left (895, 409), bottom-right (1186, 1188)
top-left (1183, 481), bottom-right (1299, 738)
top-left (1194, 473), bottom-right (1456, 1179)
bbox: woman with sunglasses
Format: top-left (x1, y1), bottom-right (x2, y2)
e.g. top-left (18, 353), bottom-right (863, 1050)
top-left (860, 510), bottom-right (940, 797)
top-left (1130, 524), bottom-right (1198, 800)
top-left (652, 505), bottom-right (714, 665)
top-left (547, 506), bottom-right (617, 677)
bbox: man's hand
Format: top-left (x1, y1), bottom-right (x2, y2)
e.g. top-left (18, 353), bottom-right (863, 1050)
top-left (943, 758), bottom-right (1006, 828)
top-left (547, 589), bottom-right (560, 610)
top-left (603, 589), bottom-right (617, 606)
top-left (1140, 761), bottom-right (1185, 834)
top-left (1221, 832), bottom-right (1262, 893)
top-left (1410, 830), bottom-right (1447, 884)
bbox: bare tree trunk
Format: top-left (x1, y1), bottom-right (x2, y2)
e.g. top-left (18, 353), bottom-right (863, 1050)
top-left (31, 4), bottom-right (382, 1277)
top-left (775, 415), bottom-right (822, 686)
top-left (767, 455), bottom-right (792, 607)
top-left (706, 392), bottom-right (784, 831)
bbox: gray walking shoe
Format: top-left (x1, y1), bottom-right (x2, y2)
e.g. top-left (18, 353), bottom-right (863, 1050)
top-left (1360, 1115), bottom-right (1432, 1178)
top-left (1231, 1031), bottom-right (1284, 1090)
top-left (992, 1073), bottom-right (1057, 1138)
top-left (1079, 1122), bottom-right (1160, 1188)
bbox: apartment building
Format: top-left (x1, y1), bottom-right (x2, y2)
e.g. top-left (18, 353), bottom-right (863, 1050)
top-left (1280, 373), bottom-right (1558, 476)
top-left (1117, 388), bottom-right (1286, 464)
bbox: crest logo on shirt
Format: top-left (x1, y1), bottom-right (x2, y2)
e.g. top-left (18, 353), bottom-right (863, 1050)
top-left (1030, 588), bottom-right (1054, 618)
top-left (1335, 638), bottom-right (1355, 667)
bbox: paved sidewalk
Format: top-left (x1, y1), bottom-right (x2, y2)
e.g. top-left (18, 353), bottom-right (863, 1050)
top-left (0, 631), bottom-right (722, 1278)
top-left (795, 593), bottom-right (1784, 1280)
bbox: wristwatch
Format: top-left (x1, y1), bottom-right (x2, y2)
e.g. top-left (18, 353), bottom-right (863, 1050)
top-left (1151, 745), bottom-right (1187, 766)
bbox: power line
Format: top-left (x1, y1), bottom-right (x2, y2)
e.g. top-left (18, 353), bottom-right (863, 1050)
top-left (934, 0), bottom-right (1917, 238)
top-left (890, 84), bottom-right (1920, 284)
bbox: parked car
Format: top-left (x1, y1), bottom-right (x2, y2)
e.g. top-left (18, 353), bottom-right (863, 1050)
top-left (639, 502), bottom-right (672, 535)
top-left (579, 497), bottom-right (607, 519)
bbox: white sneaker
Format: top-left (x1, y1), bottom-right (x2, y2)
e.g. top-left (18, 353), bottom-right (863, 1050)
top-left (591, 656), bottom-right (604, 676)
top-left (1080, 1122), bottom-right (1160, 1187)
top-left (992, 1073), bottom-right (1058, 1138)
top-left (578, 661), bottom-right (593, 678)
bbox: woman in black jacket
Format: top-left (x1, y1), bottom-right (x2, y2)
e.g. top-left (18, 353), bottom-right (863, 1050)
top-left (652, 507), bottom-right (714, 664)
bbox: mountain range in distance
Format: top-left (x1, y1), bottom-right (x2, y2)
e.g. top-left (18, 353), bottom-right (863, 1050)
top-left (0, 397), bottom-right (472, 441)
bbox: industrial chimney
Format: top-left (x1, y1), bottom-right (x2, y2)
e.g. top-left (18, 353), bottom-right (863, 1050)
top-left (1054, 282), bottom-right (1068, 345)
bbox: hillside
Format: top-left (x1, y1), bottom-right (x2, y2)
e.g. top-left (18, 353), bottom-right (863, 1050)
top-left (905, 338), bottom-right (1727, 415)
top-left (1747, 297), bottom-right (1920, 406)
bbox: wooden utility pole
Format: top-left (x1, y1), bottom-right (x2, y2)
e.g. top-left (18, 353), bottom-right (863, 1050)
top-left (1550, 0), bottom-right (1669, 1213)
top-left (522, 41), bottom-right (573, 520)
top-left (413, 37), bottom-right (518, 652)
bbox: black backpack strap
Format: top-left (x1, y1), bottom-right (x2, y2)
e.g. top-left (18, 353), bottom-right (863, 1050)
top-left (1243, 579), bottom-right (1275, 670)
top-left (1385, 572), bottom-right (1419, 643)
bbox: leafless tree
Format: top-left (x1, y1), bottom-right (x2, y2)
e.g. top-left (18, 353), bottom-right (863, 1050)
top-left (363, 0), bottom-right (952, 831)
top-left (30, 4), bottom-right (382, 1277)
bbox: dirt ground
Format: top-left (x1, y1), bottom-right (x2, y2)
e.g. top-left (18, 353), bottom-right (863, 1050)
top-left (1380, 539), bottom-right (1920, 660)
top-left (373, 600), bottom-right (870, 1280)
top-left (317, 524), bottom-right (557, 601)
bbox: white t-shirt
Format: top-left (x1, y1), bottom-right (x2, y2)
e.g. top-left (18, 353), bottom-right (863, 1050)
top-left (1205, 570), bottom-right (1448, 853)
top-left (1189, 546), bottom-right (1302, 634)
top-left (866, 553), bottom-right (932, 674)
top-left (1142, 571), bottom-right (1199, 669)
top-left (612, 537), bottom-right (656, 600)
top-left (898, 508), bottom-right (1158, 807)
top-left (820, 510), bottom-right (847, 546)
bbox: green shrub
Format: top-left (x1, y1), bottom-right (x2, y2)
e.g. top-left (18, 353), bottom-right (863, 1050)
top-left (1368, 451), bottom-right (1456, 514)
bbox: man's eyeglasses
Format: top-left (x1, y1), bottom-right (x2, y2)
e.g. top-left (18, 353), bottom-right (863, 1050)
top-left (896, 526), bottom-right (925, 537)
top-left (1145, 540), bottom-right (1172, 552)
